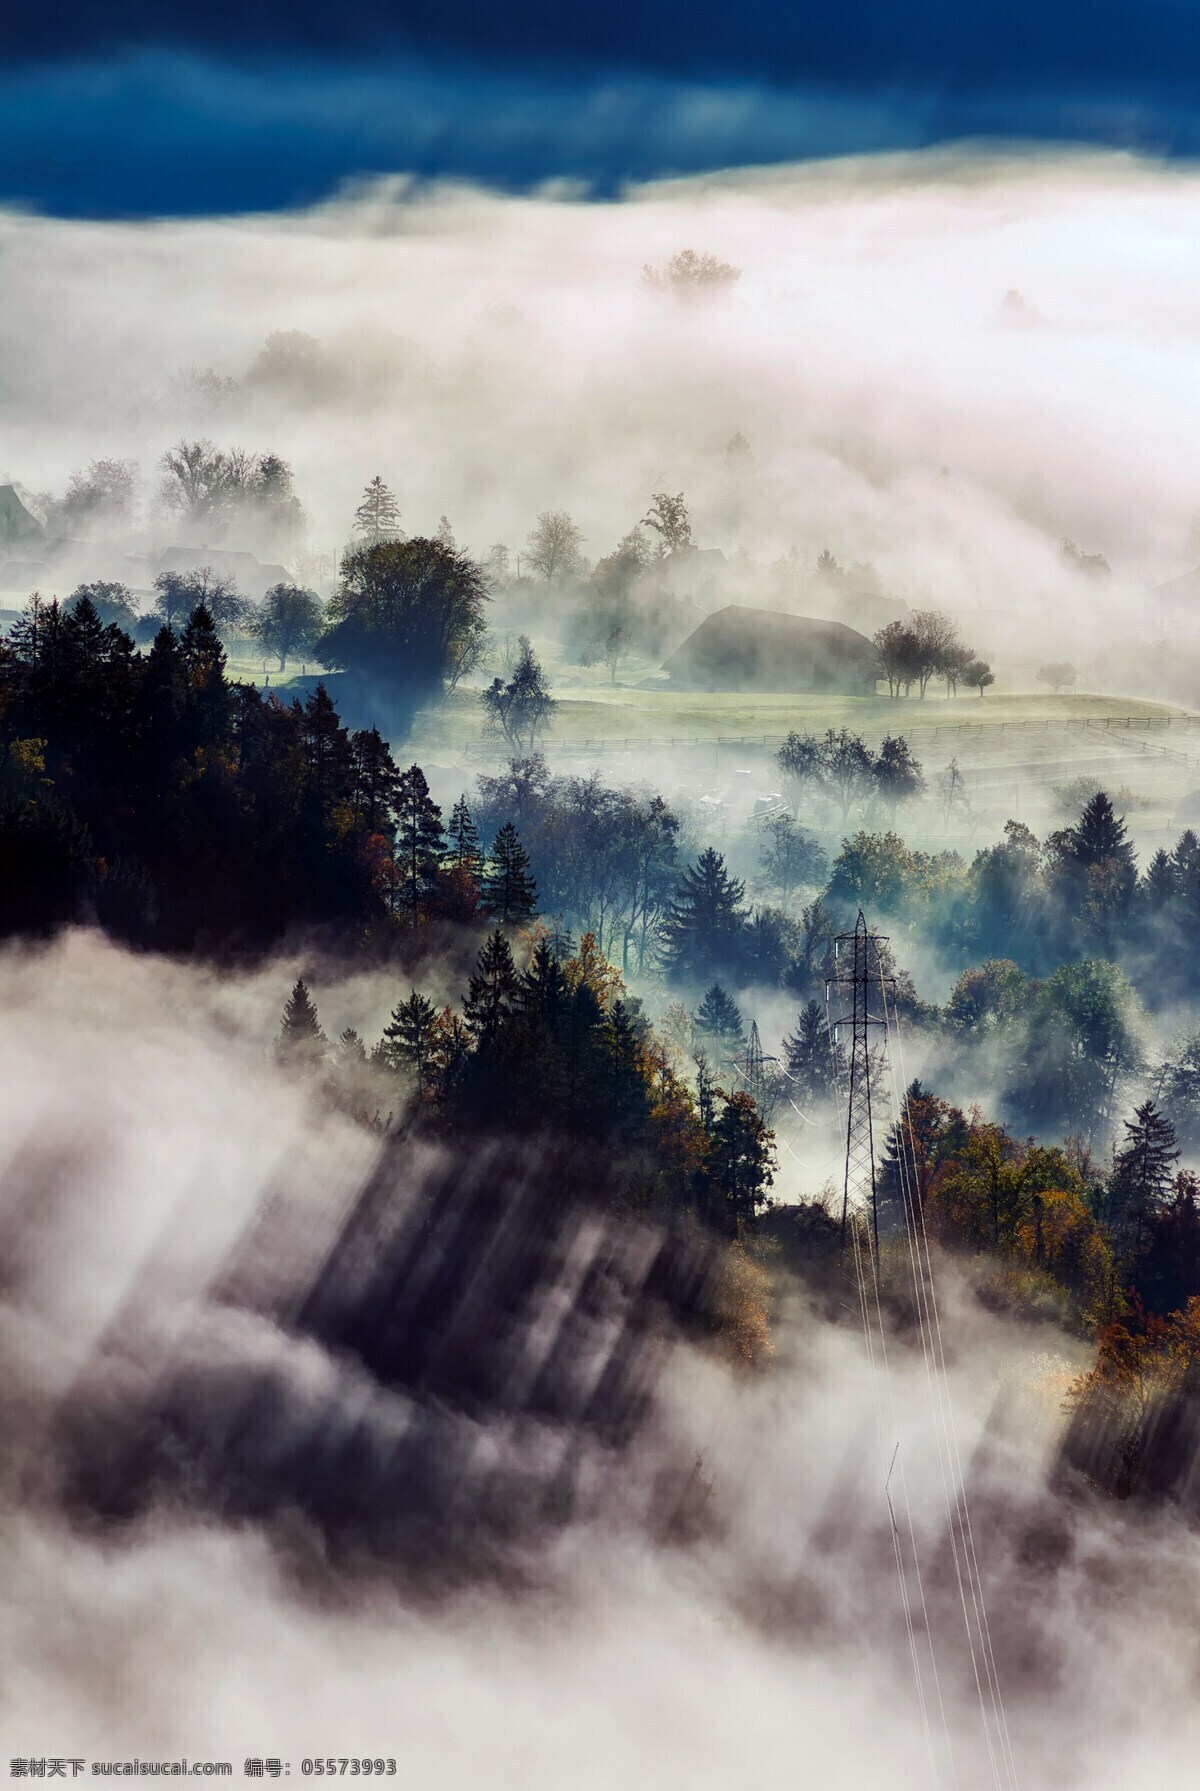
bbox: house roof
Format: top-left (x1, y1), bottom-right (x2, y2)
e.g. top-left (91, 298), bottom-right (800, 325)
top-left (1154, 566), bottom-right (1200, 605)
top-left (155, 546), bottom-right (294, 594)
top-left (0, 485), bottom-right (46, 543)
top-left (663, 604), bottom-right (878, 685)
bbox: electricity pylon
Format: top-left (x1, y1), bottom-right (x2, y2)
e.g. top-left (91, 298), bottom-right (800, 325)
top-left (826, 910), bottom-right (894, 1257)
top-left (729, 1019), bottom-right (778, 1122)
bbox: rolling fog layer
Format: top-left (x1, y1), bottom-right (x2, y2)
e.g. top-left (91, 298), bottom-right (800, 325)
top-left (4, 149), bottom-right (1200, 622)
top-left (2, 932), bottom-right (1200, 1789)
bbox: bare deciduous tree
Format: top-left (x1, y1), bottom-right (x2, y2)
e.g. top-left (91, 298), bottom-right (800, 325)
top-left (524, 510), bottom-right (585, 584)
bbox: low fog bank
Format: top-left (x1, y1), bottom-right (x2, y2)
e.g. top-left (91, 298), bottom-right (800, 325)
top-left (1, 933), bottom-right (1199, 1787)
top-left (5, 150), bottom-right (1200, 655)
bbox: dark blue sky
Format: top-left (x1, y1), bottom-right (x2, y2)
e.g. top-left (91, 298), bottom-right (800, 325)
top-left (4, 2), bottom-right (1200, 215)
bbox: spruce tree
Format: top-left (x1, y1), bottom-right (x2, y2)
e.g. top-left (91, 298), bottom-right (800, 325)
top-left (447, 793), bottom-right (483, 879)
top-left (353, 476), bottom-right (402, 543)
top-left (1174, 830), bottom-right (1200, 882)
top-left (693, 1049), bottom-right (718, 1135)
top-left (381, 989), bottom-right (440, 1089)
top-left (464, 928), bottom-right (519, 1043)
top-left (61, 594), bottom-right (107, 680)
top-left (299, 682), bottom-right (354, 816)
top-left (178, 603), bottom-right (229, 743)
top-left (695, 982), bottom-right (746, 1054)
top-left (394, 764), bottom-right (444, 919)
top-left (660, 847), bottom-right (746, 984)
top-left (335, 1027), bottom-right (367, 1065)
top-left (276, 978), bottom-right (327, 1072)
top-left (783, 998), bottom-right (844, 1106)
top-left (605, 998), bottom-right (648, 1130)
top-left (1142, 848), bottom-right (1176, 913)
top-left (520, 935), bottom-right (570, 1024)
top-left (1069, 790), bottom-right (1136, 876)
top-left (482, 821), bottom-right (537, 925)
top-left (1110, 1099), bottom-right (1179, 1255)
top-left (350, 728), bottom-right (401, 833)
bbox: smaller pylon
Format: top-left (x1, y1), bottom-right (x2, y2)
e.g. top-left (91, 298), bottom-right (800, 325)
top-left (729, 1019), bottom-right (779, 1122)
top-left (826, 911), bottom-right (894, 1256)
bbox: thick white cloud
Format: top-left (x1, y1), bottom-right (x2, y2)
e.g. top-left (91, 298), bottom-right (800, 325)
top-left (4, 147), bottom-right (1200, 618)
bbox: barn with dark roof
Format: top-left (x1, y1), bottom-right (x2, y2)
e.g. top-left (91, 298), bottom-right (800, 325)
top-left (662, 605), bottom-right (879, 695)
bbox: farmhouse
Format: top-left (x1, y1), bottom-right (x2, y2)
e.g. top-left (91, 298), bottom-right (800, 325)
top-left (662, 605), bottom-right (879, 695)
top-left (156, 547), bottom-right (293, 598)
top-left (0, 485), bottom-right (45, 547)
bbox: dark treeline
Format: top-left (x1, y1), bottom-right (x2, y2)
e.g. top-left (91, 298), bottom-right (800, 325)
top-left (276, 930), bottom-right (777, 1249)
top-left (0, 592), bottom-right (514, 951)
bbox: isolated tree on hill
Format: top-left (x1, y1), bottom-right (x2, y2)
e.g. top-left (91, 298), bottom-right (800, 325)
top-left (641, 250), bottom-right (740, 296)
top-left (660, 847), bottom-right (746, 984)
top-left (354, 476), bottom-right (402, 544)
top-left (486, 543), bottom-right (510, 585)
top-left (67, 582), bottom-right (138, 631)
top-left (483, 821), bottom-right (538, 925)
top-left (481, 637), bottom-right (555, 751)
top-left (1110, 1100), bottom-right (1179, 1256)
top-left (436, 514), bottom-right (457, 550)
top-left (394, 764), bottom-right (444, 919)
top-left (1038, 661), bottom-right (1078, 693)
top-left (964, 658), bottom-right (994, 696)
top-left (381, 989), bottom-right (440, 1090)
top-left (1061, 539), bottom-right (1111, 580)
top-left (276, 979), bottom-right (327, 1072)
top-left (317, 537), bottom-right (489, 711)
top-left (254, 583), bottom-right (325, 670)
top-left (642, 492), bottom-right (692, 555)
top-left (695, 982), bottom-right (746, 1054)
top-left (525, 510), bottom-right (585, 584)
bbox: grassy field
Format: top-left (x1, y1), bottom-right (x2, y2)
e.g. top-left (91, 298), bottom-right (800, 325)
top-left (224, 644), bottom-right (1200, 782)
top-left (224, 648), bottom-right (1200, 840)
top-left (401, 683), bottom-right (1200, 754)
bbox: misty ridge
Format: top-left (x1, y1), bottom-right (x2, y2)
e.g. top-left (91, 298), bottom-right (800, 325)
top-left (7, 144), bottom-right (1200, 1791)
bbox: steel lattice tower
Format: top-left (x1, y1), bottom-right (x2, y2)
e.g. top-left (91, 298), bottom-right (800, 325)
top-left (730, 1019), bottom-right (778, 1120)
top-left (827, 910), bottom-right (894, 1257)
